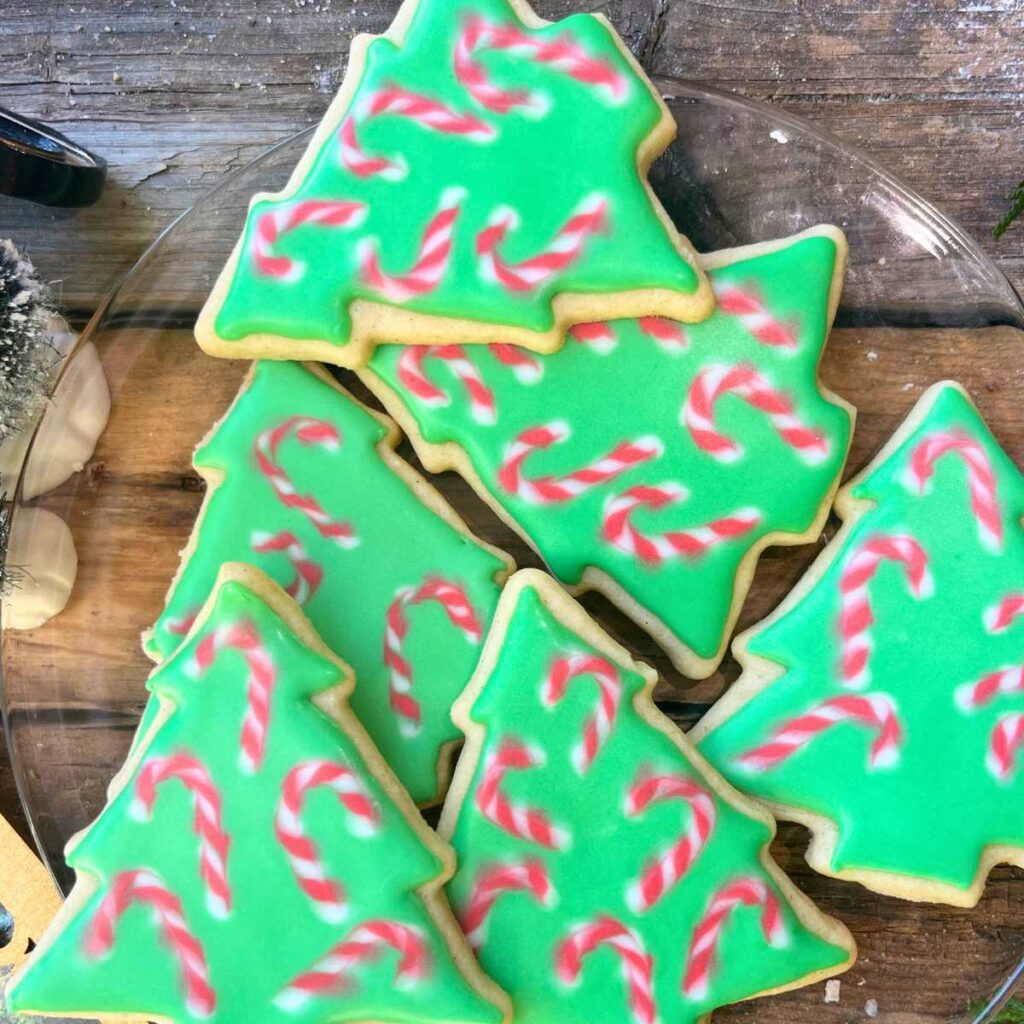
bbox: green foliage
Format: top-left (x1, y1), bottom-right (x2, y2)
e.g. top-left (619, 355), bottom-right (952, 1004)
top-left (994, 179), bottom-right (1024, 239)
top-left (969, 997), bottom-right (1024, 1023)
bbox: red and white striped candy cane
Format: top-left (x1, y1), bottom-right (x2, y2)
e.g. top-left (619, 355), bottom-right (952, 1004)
top-left (489, 342), bottom-right (544, 383)
top-left (554, 916), bottom-right (656, 1024)
top-left (459, 858), bottom-right (556, 951)
top-left (383, 577), bottom-right (482, 738)
top-left (251, 530), bottom-right (324, 606)
top-left (623, 773), bottom-right (717, 914)
top-left (602, 482), bottom-right (762, 565)
top-left (475, 736), bottom-right (570, 849)
top-left (254, 416), bottom-right (359, 550)
top-left (736, 693), bottom-right (903, 773)
top-left (83, 869), bottom-right (216, 1018)
top-left (397, 346), bottom-right (497, 425)
top-left (682, 364), bottom-right (830, 465)
top-left (988, 713), bottom-right (1024, 781)
top-left (165, 608), bottom-right (199, 637)
top-left (985, 593), bottom-right (1024, 634)
top-left (569, 321), bottom-right (617, 354)
top-left (713, 281), bottom-right (799, 352)
top-left (637, 317), bottom-right (689, 353)
top-left (681, 878), bottom-right (787, 1001)
top-left (454, 16), bottom-right (627, 116)
top-left (497, 421), bottom-right (662, 504)
top-left (274, 760), bottom-right (381, 923)
top-left (339, 85), bottom-right (495, 180)
top-left (251, 200), bottom-right (367, 282)
top-left (477, 194), bottom-right (608, 293)
top-left (541, 653), bottom-right (622, 774)
top-left (901, 430), bottom-right (1003, 552)
top-left (131, 754), bottom-right (232, 919)
top-left (955, 666), bottom-right (1024, 711)
top-left (837, 534), bottom-right (933, 689)
top-left (359, 186), bottom-right (465, 303)
top-left (275, 919), bottom-right (430, 1012)
top-left (188, 621), bottom-right (277, 773)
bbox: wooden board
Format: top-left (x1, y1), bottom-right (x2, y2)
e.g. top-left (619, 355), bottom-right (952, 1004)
top-left (3, 323), bottom-right (1024, 1022)
top-left (0, 0), bottom-right (1020, 317)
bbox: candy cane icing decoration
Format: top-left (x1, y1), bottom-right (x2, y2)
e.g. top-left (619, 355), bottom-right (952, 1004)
top-left (682, 878), bottom-right (787, 1001)
top-left (498, 421), bottom-right (662, 505)
top-left (454, 16), bottom-right (628, 116)
top-left (359, 187), bottom-right (465, 303)
top-left (460, 858), bottom-right (556, 951)
top-left (83, 869), bottom-right (215, 1018)
top-left (255, 416), bottom-right (359, 550)
top-left (638, 317), bottom-right (689, 353)
top-left (682, 364), bottom-right (830, 465)
top-left (476, 736), bottom-right (570, 849)
top-left (988, 713), bottom-right (1024, 781)
top-left (252, 200), bottom-right (367, 282)
top-left (555, 916), bottom-right (656, 1024)
top-left (838, 534), bottom-right (933, 689)
top-left (275, 760), bottom-right (381, 923)
top-left (397, 346), bottom-right (496, 425)
top-left (384, 578), bottom-right (482, 737)
top-left (713, 281), bottom-right (799, 352)
top-left (602, 483), bottom-right (762, 565)
top-left (736, 693), bottom-right (903, 773)
top-left (131, 754), bottom-right (232, 919)
top-left (275, 920), bottom-right (430, 1012)
top-left (165, 609), bottom-right (199, 637)
top-left (570, 321), bottom-right (617, 354)
top-left (623, 774), bottom-right (717, 914)
top-left (340, 85), bottom-right (495, 181)
top-left (955, 666), bottom-right (1024, 711)
top-left (985, 593), bottom-right (1024, 634)
top-left (251, 530), bottom-right (324, 606)
top-left (477, 194), bottom-right (608, 293)
top-left (541, 653), bottom-right (622, 774)
top-left (188, 621), bottom-right (277, 773)
top-left (489, 342), bottom-right (544, 383)
top-left (902, 430), bottom-right (1003, 552)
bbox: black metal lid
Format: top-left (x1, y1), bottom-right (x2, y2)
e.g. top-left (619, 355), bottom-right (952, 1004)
top-left (0, 106), bottom-right (106, 208)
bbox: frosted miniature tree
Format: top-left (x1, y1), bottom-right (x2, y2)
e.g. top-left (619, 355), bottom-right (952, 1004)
top-left (440, 569), bottom-right (854, 1024)
top-left (696, 382), bottom-right (1024, 906)
top-left (10, 566), bottom-right (508, 1024)
top-left (196, 0), bottom-right (713, 367)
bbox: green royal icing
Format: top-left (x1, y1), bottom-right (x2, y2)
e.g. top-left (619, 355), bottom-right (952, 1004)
top-left (9, 578), bottom-right (504, 1024)
top-left (365, 231), bottom-right (852, 673)
top-left (698, 384), bottom-right (1024, 894)
top-left (443, 573), bottom-right (850, 1023)
top-left (146, 361), bottom-right (509, 806)
top-left (212, 0), bottom-right (703, 355)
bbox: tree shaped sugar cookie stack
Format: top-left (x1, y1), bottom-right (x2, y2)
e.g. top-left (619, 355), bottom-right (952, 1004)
top-left (9, 566), bottom-right (509, 1024)
top-left (695, 382), bottom-right (1024, 905)
top-left (440, 570), bottom-right (854, 1024)
top-left (197, 0), bottom-right (713, 367)
top-left (363, 229), bottom-right (854, 676)
top-left (145, 360), bottom-right (511, 806)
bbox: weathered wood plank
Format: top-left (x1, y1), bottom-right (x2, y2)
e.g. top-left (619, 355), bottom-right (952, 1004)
top-left (0, 0), bottom-right (1020, 317)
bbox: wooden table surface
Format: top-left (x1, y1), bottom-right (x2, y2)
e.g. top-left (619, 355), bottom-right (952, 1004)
top-left (1, 1), bottom-right (1023, 1020)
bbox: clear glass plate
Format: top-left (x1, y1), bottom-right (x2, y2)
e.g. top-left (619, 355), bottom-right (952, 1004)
top-left (3, 79), bottom-right (1022, 1022)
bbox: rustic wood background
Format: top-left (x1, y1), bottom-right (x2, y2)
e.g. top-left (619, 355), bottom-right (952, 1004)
top-left (1, 1), bottom-right (1023, 1021)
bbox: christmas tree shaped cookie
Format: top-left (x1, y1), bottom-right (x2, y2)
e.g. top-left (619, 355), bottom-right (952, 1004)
top-left (144, 361), bottom-right (512, 806)
top-left (196, 0), bottom-right (713, 369)
top-left (695, 382), bottom-right (1024, 906)
top-left (363, 228), bottom-right (853, 677)
top-left (9, 565), bottom-right (510, 1024)
top-left (440, 569), bottom-right (854, 1024)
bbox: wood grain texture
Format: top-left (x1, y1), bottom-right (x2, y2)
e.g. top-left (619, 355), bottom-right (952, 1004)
top-left (4, 324), bottom-right (1024, 1022)
top-left (0, 0), bottom-right (1020, 316)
